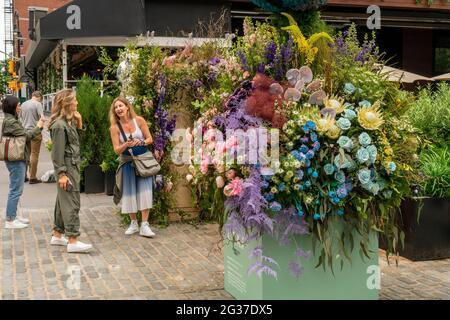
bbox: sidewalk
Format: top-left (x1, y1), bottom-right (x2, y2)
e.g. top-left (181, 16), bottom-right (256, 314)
top-left (0, 113), bottom-right (449, 300)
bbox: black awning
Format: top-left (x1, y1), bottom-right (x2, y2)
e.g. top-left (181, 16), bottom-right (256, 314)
top-left (40, 0), bottom-right (146, 40)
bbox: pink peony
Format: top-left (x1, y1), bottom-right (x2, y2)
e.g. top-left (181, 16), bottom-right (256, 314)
top-left (223, 178), bottom-right (243, 197)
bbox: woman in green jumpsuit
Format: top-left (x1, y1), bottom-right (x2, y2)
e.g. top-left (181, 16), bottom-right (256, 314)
top-left (48, 89), bottom-right (92, 253)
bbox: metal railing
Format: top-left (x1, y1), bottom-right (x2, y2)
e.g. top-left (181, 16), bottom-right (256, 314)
top-left (42, 80), bottom-right (117, 113)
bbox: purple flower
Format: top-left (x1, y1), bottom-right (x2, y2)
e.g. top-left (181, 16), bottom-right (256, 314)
top-left (194, 80), bottom-right (204, 88)
top-left (336, 186), bottom-right (348, 199)
top-left (237, 50), bottom-right (250, 72)
top-left (265, 42), bottom-right (277, 66)
top-left (288, 261), bottom-right (303, 279)
top-left (209, 57), bottom-right (220, 66)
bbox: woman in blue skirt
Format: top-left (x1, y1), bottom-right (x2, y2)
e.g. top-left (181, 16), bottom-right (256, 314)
top-left (109, 97), bottom-right (155, 237)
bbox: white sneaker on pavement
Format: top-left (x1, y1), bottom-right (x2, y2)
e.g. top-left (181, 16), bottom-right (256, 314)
top-left (50, 235), bottom-right (69, 246)
top-left (4, 220), bottom-right (29, 229)
top-left (67, 241), bottom-right (93, 253)
top-left (16, 216), bottom-right (29, 224)
top-left (125, 220), bottom-right (139, 235)
top-left (139, 222), bottom-right (155, 238)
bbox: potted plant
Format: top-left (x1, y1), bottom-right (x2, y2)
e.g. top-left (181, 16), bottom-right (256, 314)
top-left (397, 147), bottom-right (450, 260)
top-left (396, 82), bottom-right (450, 260)
top-left (101, 148), bottom-right (119, 196)
top-left (76, 76), bottom-right (113, 194)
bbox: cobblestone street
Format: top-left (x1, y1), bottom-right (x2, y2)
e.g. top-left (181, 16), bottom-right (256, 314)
top-left (0, 204), bottom-right (449, 300)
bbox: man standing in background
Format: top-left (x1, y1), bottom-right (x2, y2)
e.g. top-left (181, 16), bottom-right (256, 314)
top-left (20, 91), bottom-right (44, 184)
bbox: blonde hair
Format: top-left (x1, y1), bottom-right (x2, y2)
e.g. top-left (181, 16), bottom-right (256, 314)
top-left (49, 89), bottom-right (76, 128)
top-left (109, 97), bottom-right (137, 126)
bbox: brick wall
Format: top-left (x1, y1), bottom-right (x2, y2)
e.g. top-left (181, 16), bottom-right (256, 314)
top-left (13, 0), bottom-right (71, 57)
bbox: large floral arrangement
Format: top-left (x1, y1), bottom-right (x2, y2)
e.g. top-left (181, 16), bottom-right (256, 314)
top-left (186, 14), bottom-right (420, 278)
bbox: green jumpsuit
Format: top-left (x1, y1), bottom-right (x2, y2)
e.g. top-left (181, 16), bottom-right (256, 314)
top-left (50, 118), bottom-right (83, 238)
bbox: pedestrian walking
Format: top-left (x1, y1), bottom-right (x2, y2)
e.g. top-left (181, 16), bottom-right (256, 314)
top-left (1, 96), bottom-right (45, 229)
top-left (109, 97), bottom-right (156, 237)
top-left (19, 91), bottom-right (44, 184)
top-left (48, 89), bottom-right (92, 253)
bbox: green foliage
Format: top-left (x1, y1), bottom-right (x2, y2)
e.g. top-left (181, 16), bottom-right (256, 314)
top-left (0, 60), bottom-right (13, 95)
top-left (419, 147), bottom-right (450, 198)
top-left (406, 82), bottom-right (450, 147)
top-left (75, 76), bottom-right (114, 165)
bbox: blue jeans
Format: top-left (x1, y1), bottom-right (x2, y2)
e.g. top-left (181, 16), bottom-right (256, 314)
top-left (4, 161), bottom-right (26, 221)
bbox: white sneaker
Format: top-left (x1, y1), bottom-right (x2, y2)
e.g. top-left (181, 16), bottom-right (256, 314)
top-left (67, 241), bottom-right (93, 253)
top-left (50, 235), bottom-right (69, 246)
top-left (140, 222), bottom-right (155, 238)
top-left (5, 220), bottom-right (29, 229)
top-left (16, 216), bottom-right (29, 224)
top-left (125, 220), bottom-right (139, 235)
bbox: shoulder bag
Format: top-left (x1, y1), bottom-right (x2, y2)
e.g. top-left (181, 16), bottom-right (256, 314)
top-left (0, 122), bottom-right (26, 161)
top-left (117, 121), bottom-right (160, 177)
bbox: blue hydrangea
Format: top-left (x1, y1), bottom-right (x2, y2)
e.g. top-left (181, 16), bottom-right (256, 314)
top-left (357, 147), bottom-right (370, 164)
top-left (296, 169), bottom-right (304, 180)
top-left (343, 109), bottom-right (357, 120)
top-left (278, 183), bottom-right (286, 192)
top-left (261, 180), bottom-right (269, 189)
top-left (328, 191), bottom-right (336, 198)
top-left (304, 181), bottom-right (311, 188)
top-left (359, 100), bottom-right (371, 108)
top-left (305, 159), bottom-right (311, 167)
top-left (310, 132), bottom-right (318, 142)
top-left (306, 150), bottom-right (315, 160)
top-left (344, 83), bottom-right (356, 94)
top-left (305, 120), bottom-right (316, 131)
top-left (269, 201), bottom-right (282, 212)
top-left (312, 171), bottom-right (319, 178)
top-left (337, 136), bottom-right (353, 151)
top-left (358, 132), bottom-right (372, 147)
top-left (299, 145), bottom-right (309, 154)
top-left (264, 193), bottom-right (275, 201)
top-left (307, 168), bottom-right (313, 175)
top-left (336, 185), bottom-right (348, 199)
top-left (336, 117), bottom-right (351, 130)
top-left (313, 213), bottom-right (321, 220)
top-left (312, 141), bottom-right (321, 151)
top-left (358, 168), bottom-right (372, 185)
top-left (334, 170), bottom-right (346, 184)
top-left (291, 150), bottom-right (303, 161)
top-left (388, 162), bottom-right (397, 173)
top-left (324, 163), bottom-right (335, 175)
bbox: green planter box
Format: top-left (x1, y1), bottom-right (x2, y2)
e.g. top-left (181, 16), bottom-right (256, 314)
top-left (224, 225), bottom-right (379, 300)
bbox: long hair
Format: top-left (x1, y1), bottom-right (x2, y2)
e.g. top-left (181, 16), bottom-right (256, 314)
top-left (109, 97), bottom-right (137, 126)
top-left (1, 95), bottom-right (20, 119)
top-left (49, 89), bottom-right (76, 128)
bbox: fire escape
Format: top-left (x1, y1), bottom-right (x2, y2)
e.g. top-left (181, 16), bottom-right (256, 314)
top-left (3, 0), bottom-right (14, 59)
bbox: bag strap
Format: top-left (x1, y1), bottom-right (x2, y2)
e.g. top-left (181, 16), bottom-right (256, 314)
top-left (117, 121), bottom-right (134, 157)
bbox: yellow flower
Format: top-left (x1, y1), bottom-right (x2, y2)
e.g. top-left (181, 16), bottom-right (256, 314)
top-left (313, 114), bottom-right (335, 132)
top-left (384, 147), bottom-right (393, 156)
top-left (323, 96), bottom-right (345, 114)
top-left (357, 101), bottom-right (384, 130)
top-left (326, 124), bottom-right (342, 139)
top-left (281, 12), bottom-right (334, 65)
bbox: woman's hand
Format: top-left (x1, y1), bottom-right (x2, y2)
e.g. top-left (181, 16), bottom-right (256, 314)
top-left (73, 111), bottom-right (83, 129)
top-left (58, 174), bottom-right (71, 191)
top-left (123, 139), bottom-right (142, 148)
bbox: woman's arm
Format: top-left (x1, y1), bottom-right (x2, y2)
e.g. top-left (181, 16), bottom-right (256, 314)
top-left (4, 119), bottom-right (42, 141)
top-left (110, 125), bottom-right (137, 155)
top-left (137, 116), bottom-right (153, 146)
